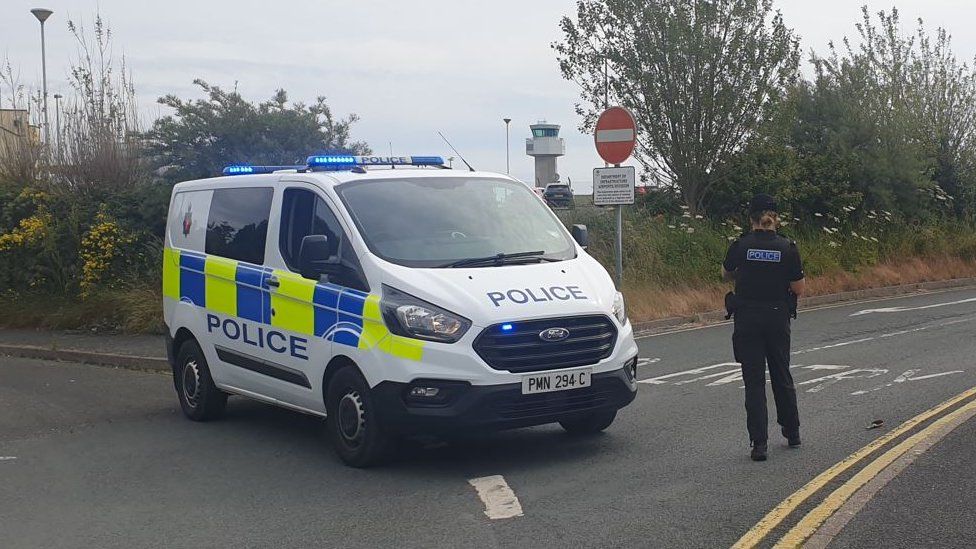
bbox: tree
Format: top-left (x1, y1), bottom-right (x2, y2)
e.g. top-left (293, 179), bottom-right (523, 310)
top-left (145, 81), bottom-right (370, 182)
top-left (554, 0), bottom-right (800, 213)
top-left (810, 7), bottom-right (973, 219)
top-left (57, 16), bottom-right (144, 195)
top-left (908, 17), bottom-right (976, 216)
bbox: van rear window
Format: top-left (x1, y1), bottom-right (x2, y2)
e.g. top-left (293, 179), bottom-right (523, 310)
top-left (205, 187), bottom-right (274, 265)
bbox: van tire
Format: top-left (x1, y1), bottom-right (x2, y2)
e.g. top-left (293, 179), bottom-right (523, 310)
top-left (559, 411), bottom-right (616, 435)
top-left (326, 366), bottom-right (391, 467)
top-left (175, 340), bottom-right (227, 421)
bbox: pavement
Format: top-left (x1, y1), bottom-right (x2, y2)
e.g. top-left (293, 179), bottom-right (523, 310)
top-left (2, 286), bottom-right (976, 548)
top-left (0, 328), bottom-right (166, 370)
top-left (829, 420), bottom-right (976, 549)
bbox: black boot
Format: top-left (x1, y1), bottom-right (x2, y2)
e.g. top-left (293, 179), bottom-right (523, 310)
top-left (782, 427), bottom-right (801, 448)
top-left (751, 441), bottom-right (768, 461)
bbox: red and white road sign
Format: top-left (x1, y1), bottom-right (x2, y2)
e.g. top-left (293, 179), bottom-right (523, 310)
top-left (594, 106), bottom-right (637, 165)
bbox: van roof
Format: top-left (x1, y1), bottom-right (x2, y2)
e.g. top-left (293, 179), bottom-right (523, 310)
top-left (171, 168), bottom-right (520, 193)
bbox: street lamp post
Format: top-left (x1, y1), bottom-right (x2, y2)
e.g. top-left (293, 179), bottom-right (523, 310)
top-left (503, 118), bottom-right (512, 174)
top-left (30, 7), bottom-right (54, 148)
top-left (53, 93), bottom-right (62, 157)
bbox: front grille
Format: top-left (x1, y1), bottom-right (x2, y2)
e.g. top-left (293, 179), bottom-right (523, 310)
top-left (473, 315), bottom-right (617, 373)
top-left (493, 386), bottom-right (616, 420)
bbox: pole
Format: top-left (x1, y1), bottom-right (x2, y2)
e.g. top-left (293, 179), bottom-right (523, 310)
top-left (31, 8), bottom-right (54, 147)
top-left (54, 94), bottom-right (61, 157)
top-left (503, 118), bottom-right (511, 174)
top-left (39, 19), bottom-right (49, 147)
top-left (606, 60), bottom-right (623, 289)
top-left (615, 164), bottom-right (623, 289)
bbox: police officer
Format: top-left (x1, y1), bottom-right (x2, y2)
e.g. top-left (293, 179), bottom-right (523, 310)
top-left (722, 193), bottom-right (805, 461)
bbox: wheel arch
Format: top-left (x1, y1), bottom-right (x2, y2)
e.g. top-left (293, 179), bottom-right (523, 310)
top-left (323, 354), bottom-right (363, 406)
top-left (172, 327), bottom-right (198, 355)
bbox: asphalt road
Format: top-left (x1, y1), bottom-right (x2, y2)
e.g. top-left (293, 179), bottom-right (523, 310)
top-left (3, 287), bottom-right (976, 548)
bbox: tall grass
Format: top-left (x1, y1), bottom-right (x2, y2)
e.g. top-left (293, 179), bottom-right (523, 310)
top-left (559, 200), bottom-right (976, 321)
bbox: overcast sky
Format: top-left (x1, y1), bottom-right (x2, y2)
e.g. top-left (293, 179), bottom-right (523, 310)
top-left (4, 1), bottom-right (976, 189)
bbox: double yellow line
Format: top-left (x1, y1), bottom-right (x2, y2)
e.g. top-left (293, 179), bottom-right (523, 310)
top-left (733, 385), bottom-right (976, 549)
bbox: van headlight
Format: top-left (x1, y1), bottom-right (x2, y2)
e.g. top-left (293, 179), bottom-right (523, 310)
top-left (612, 291), bottom-right (627, 324)
top-left (381, 285), bottom-right (471, 343)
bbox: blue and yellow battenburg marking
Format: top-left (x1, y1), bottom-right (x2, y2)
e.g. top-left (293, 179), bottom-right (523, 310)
top-left (162, 247), bottom-right (423, 360)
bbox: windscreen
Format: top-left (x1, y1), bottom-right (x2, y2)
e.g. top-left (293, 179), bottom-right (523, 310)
top-left (336, 177), bottom-right (576, 267)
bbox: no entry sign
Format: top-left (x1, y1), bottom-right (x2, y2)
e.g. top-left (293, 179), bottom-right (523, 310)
top-left (594, 106), bottom-right (636, 165)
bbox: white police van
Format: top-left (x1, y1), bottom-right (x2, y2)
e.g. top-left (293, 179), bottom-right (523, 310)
top-left (163, 155), bottom-right (638, 466)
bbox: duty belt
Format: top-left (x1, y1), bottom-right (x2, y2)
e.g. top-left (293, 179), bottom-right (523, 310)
top-left (725, 293), bottom-right (797, 319)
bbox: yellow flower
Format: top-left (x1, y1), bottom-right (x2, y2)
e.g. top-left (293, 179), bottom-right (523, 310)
top-left (0, 212), bottom-right (51, 252)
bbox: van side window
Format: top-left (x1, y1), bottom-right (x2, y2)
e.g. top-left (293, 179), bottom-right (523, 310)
top-left (280, 188), bottom-right (340, 268)
top-left (205, 187), bottom-right (274, 265)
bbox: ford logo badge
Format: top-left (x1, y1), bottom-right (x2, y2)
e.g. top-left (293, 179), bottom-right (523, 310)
top-left (539, 327), bottom-right (570, 342)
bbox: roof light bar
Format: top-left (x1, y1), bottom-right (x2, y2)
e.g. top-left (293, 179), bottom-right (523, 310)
top-left (222, 155), bottom-right (447, 176)
top-left (222, 165), bottom-right (304, 176)
top-left (306, 155), bottom-right (445, 170)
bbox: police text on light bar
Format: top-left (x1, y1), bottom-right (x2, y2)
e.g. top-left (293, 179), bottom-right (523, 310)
top-left (306, 155), bottom-right (444, 168)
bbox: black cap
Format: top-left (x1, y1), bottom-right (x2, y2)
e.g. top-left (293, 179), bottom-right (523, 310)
top-left (749, 193), bottom-right (777, 214)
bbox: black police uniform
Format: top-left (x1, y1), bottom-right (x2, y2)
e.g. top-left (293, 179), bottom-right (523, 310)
top-left (723, 229), bottom-right (804, 446)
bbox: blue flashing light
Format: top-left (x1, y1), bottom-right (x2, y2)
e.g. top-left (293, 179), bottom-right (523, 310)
top-left (305, 155), bottom-right (445, 170)
top-left (307, 155), bottom-right (357, 168)
top-left (223, 165), bottom-right (255, 175)
top-left (501, 323), bottom-right (514, 332)
top-left (222, 165), bottom-right (304, 176)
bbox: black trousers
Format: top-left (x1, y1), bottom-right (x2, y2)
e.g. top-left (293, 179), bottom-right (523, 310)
top-left (732, 304), bottom-right (800, 443)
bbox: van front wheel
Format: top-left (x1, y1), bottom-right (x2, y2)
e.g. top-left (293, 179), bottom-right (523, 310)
top-left (326, 367), bottom-right (391, 467)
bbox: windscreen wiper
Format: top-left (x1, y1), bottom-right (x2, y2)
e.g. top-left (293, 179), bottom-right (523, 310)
top-left (443, 250), bottom-right (552, 268)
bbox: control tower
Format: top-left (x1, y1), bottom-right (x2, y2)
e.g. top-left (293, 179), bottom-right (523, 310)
top-left (525, 122), bottom-right (565, 188)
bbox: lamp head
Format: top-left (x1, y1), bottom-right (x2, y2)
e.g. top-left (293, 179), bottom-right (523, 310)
top-left (31, 8), bottom-right (54, 23)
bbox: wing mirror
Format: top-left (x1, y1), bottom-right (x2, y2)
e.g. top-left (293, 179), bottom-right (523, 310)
top-left (299, 235), bottom-right (341, 280)
top-left (570, 224), bottom-right (589, 248)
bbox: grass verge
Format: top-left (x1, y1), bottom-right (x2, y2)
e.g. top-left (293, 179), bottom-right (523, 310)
top-left (624, 255), bottom-right (976, 321)
top-left (0, 285), bottom-right (164, 334)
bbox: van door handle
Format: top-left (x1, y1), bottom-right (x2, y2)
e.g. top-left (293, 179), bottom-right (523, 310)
top-left (266, 276), bottom-right (280, 289)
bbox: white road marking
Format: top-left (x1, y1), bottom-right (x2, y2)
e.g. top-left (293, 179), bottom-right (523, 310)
top-left (674, 369), bottom-right (741, 385)
top-left (904, 370), bottom-right (965, 381)
top-left (708, 372), bottom-right (745, 386)
top-left (637, 358), bottom-right (661, 369)
top-left (638, 362), bottom-right (738, 385)
top-left (851, 370), bottom-right (965, 395)
top-left (801, 364), bottom-right (851, 371)
top-left (468, 475), bottom-right (523, 520)
top-left (851, 369), bottom-right (919, 395)
top-left (798, 368), bottom-right (888, 393)
top-left (851, 297), bottom-right (976, 317)
top-left (637, 311), bottom-right (975, 389)
top-left (792, 338), bottom-right (875, 355)
top-left (880, 326), bottom-right (933, 338)
top-left (940, 316), bottom-right (976, 327)
top-left (0, 456), bottom-right (16, 461)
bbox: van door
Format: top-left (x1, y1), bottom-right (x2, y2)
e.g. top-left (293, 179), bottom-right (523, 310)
top-left (261, 185), bottom-right (370, 412)
top-left (198, 186), bottom-right (287, 398)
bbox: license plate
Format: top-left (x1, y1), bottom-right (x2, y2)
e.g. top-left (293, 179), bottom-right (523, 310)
top-left (521, 369), bottom-right (592, 395)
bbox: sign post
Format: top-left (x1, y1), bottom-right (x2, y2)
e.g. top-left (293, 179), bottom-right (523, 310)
top-left (593, 107), bottom-right (637, 289)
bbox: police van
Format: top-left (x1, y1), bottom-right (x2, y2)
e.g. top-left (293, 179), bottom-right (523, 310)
top-left (163, 155), bottom-right (639, 466)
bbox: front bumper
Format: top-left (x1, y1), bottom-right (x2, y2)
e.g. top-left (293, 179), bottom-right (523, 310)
top-left (371, 365), bottom-right (638, 435)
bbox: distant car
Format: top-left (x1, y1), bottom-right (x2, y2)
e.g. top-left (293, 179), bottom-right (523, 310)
top-left (543, 184), bottom-right (574, 209)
